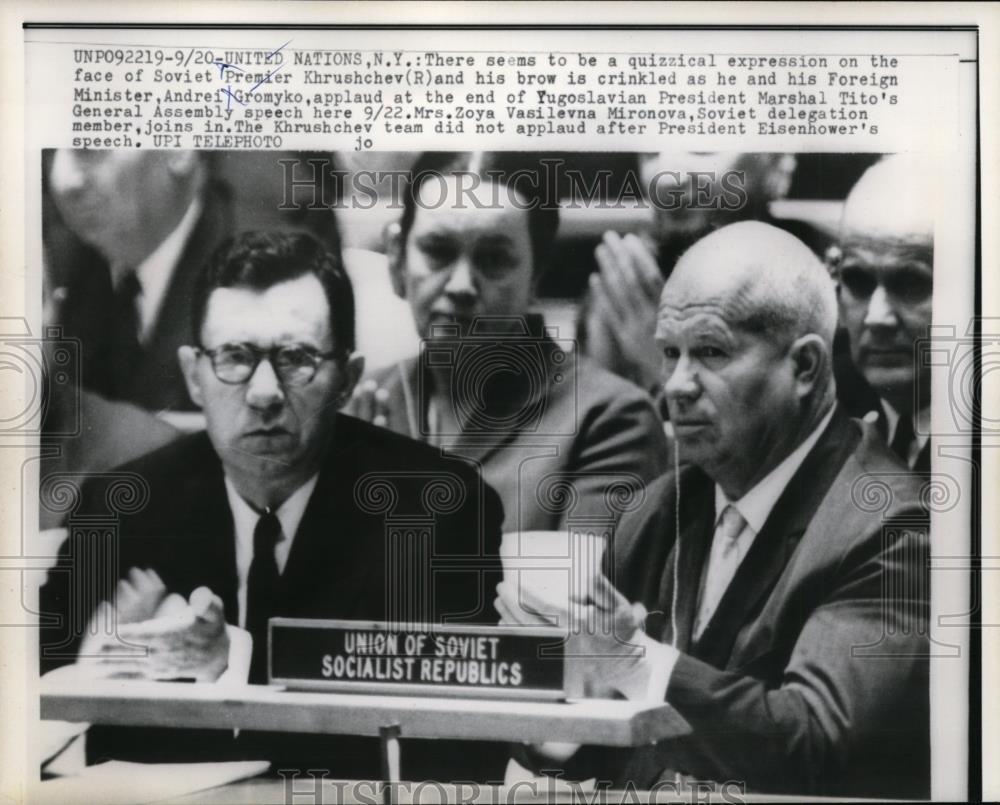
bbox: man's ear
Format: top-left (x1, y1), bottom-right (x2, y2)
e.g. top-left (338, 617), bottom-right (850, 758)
top-left (384, 221), bottom-right (407, 300)
top-left (338, 352), bottom-right (366, 404)
top-left (177, 346), bottom-right (205, 409)
top-left (789, 334), bottom-right (828, 399)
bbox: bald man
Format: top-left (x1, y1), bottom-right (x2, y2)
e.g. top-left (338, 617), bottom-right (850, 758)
top-left (835, 155), bottom-right (934, 476)
top-left (499, 222), bottom-right (929, 797)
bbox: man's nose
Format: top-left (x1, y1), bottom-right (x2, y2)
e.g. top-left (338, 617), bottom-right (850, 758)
top-left (863, 285), bottom-right (898, 329)
top-left (49, 150), bottom-right (85, 195)
top-left (443, 259), bottom-right (477, 300)
top-left (244, 358), bottom-right (285, 410)
top-left (663, 355), bottom-right (700, 401)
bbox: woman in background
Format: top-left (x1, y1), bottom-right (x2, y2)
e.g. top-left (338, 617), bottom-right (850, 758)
top-left (351, 151), bottom-right (669, 534)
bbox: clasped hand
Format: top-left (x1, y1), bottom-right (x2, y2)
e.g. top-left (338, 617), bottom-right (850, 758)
top-left (494, 572), bottom-right (651, 699)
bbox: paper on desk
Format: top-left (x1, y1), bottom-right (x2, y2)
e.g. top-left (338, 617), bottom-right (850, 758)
top-left (36, 760), bottom-right (270, 805)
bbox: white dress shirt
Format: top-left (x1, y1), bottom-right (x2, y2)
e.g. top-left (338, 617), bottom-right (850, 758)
top-left (110, 194), bottom-right (202, 344)
top-left (223, 474), bottom-right (319, 629)
top-left (879, 399), bottom-right (931, 469)
top-left (615, 404), bottom-right (837, 703)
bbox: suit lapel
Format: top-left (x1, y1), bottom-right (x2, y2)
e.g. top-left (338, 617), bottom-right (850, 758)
top-left (387, 355), bottom-right (529, 467)
top-left (278, 420), bottom-right (382, 619)
top-left (691, 410), bottom-right (860, 666)
top-left (656, 469), bottom-right (715, 652)
top-left (172, 439), bottom-right (239, 622)
top-left (450, 321), bottom-right (560, 465)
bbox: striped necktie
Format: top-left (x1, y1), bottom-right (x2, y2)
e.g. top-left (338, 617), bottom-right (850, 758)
top-left (693, 504), bottom-right (746, 640)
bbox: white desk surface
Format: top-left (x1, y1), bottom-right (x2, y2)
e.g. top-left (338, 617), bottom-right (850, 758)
top-left (40, 678), bottom-right (689, 747)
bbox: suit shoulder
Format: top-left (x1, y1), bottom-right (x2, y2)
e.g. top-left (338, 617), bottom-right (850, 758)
top-left (74, 432), bottom-right (218, 522)
top-left (845, 418), bottom-right (925, 515)
top-left (110, 431), bottom-right (216, 477)
top-left (334, 414), bottom-right (480, 478)
top-left (615, 470), bottom-right (678, 545)
top-left (571, 354), bottom-right (656, 406)
top-left (637, 469), bottom-right (678, 501)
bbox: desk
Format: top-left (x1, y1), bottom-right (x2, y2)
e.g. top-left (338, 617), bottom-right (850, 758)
top-left (41, 679), bottom-right (687, 746)
top-left (42, 678), bottom-right (689, 802)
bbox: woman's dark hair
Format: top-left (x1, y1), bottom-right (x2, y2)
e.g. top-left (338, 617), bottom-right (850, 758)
top-left (398, 152), bottom-right (560, 270)
top-left (192, 230), bottom-right (355, 353)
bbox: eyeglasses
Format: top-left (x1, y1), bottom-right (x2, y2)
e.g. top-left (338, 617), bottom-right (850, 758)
top-left (835, 265), bottom-right (933, 306)
top-left (196, 343), bottom-right (342, 386)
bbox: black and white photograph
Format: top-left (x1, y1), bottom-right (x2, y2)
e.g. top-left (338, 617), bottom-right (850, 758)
top-left (1, 8), bottom-right (994, 804)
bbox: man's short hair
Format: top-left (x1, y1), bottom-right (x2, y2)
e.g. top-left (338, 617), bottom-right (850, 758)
top-left (192, 230), bottom-right (355, 352)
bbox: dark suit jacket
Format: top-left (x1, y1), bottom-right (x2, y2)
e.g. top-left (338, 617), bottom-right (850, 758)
top-left (870, 404), bottom-right (932, 481)
top-left (39, 390), bottom-right (181, 529)
top-left (52, 182), bottom-right (233, 412)
top-left (39, 415), bottom-right (505, 781)
top-left (569, 409), bottom-right (930, 798)
top-left (370, 319), bottom-right (669, 533)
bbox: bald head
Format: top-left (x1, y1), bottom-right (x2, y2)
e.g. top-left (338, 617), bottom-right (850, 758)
top-left (659, 221), bottom-right (838, 353)
top-left (841, 154), bottom-right (934, 244)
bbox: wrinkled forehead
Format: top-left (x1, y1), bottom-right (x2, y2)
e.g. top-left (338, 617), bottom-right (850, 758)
top-left (840, 231), bottom-right (934, 271)
top-left (655, 274), bottom-right (752, 343)
top-left (655, 303), bottom-right (737, 343)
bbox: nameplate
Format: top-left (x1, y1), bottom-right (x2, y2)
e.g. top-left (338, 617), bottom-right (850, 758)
top-left (269, 619), bottom-right (566, 700)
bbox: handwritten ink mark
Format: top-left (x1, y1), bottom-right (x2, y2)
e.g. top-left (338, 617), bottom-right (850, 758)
top-left (211, 60), bottom-right (244, 81)
top-left (266, 40), bottom-right (291, 61)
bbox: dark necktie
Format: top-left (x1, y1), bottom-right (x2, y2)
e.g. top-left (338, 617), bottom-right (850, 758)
top-left (108, 271), bottom-right (143, 399)
top-left (890, 410), bottom-right (916, 469)
top-left (247, 510), bottom-right (282, 684)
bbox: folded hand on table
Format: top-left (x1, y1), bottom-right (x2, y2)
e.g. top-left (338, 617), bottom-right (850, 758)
top-left (496, 573), bottom-right (670, 768)
top-left (494, 574), bottom-right (656, 699)
top-left (79, 574), bottom-right (231, 682)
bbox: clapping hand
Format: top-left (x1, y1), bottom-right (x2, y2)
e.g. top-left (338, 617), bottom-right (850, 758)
top-left (589, 231), bottom-right (666, 391)
top-left (113, 567), bottom-right (168, 624)
top-left (80, 574), bottom-right (230, 683)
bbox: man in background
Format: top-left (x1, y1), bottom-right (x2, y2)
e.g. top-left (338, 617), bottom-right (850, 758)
top-left (46, 149), bottom-right (232, 411)
top-left (833, 154), bottom-right (934, 478)
top-left (38, 261), bottom-right (179, 528)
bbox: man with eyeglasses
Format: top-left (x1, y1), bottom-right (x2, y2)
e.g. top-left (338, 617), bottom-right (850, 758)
top-left (40, 231), bottom-right (505, 780)
top-left (833, 155), bottom-right (934, 478)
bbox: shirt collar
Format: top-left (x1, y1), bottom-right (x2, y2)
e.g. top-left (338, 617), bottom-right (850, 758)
top-left (113, 194), bottom-right (202, 342)
top-left (715, 404), bottom-right (836, 533)
top-left (223, 473), bottom-right (320, 546)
